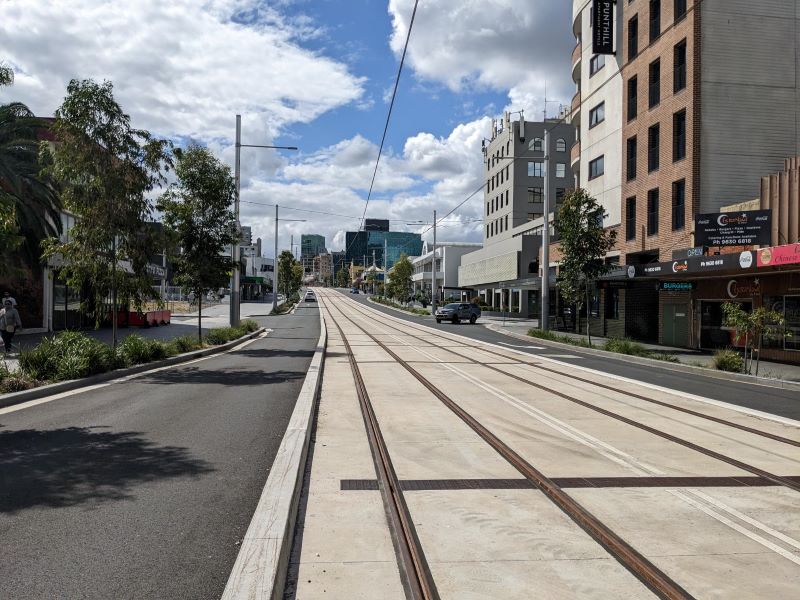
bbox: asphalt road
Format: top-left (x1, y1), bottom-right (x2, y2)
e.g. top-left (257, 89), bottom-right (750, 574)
top-left (0, 304), bottom-right (320, 600)
top-left (343, 292), bottom-right (800, 421)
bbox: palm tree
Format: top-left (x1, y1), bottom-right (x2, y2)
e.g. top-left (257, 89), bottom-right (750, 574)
top-left (0, 101), bottom-right (62, 268)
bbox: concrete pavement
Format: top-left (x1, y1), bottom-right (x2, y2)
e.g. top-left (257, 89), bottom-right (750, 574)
top-left (286, 290), bottom-right (800, 599)
top-left (0, 304), bottom-right (319, 600)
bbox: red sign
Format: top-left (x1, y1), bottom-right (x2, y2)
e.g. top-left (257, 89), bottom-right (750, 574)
top-left (757, 243), bottom-right (800, 268)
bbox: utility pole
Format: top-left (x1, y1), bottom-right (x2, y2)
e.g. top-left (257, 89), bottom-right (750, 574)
top-left (431, 209), bottom-right (437, 315)
top-left (384, 237), bottom-right (388, 299)
top-left (230, 114), bottom-right (242, 326)
top-left (541, 127), bottom-right (551, 331)
top-left (272, 204), bottom-right (279, 314)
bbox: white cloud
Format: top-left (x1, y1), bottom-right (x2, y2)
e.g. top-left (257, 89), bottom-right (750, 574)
top-left (389, 0), bottom-right (573, 115)
top-left (0, 0), bottom-right (365, 145)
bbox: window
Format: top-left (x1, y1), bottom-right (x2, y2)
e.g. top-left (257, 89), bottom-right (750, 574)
top-left (649, 59), bottom-right (661, 108)
top-left (628, 15), bottom-right (639, 60)
top-left (674, 39), bottom-right (687, 92)
top-left (674, 0), bottom-right (687, 22)
top-left (505, 214), bottom-right (508, 230)
top-left (506, 141), bottom-right (510, 155)
top-left (505, 165), bottom-right (509, 179)
top-left (605, 288), bottom-right (620, 320)
top-left (505, 189), bottom-right (509, 205)
top-left (648, 123), bottom-right (660, 172)
top-left (647, 188), bottom-right (659, 235)
top-left (673, 109), bottom-right (686, 161)
top-left (486, 181), bottom-right (489, 193)
top-left (626, 197), bottom-right (637, 240)
top-left (556, 138), bottom-right (566, 152)
top-left (556, 188), bottom-right (566, 202)
top-left (528, 161), bottom-right (543, 177)
top-left (627, 76), bottom-right (638, 121)
top-left (528, 187), bottom-right (543, 203)
top-left (589, 101), bottom-right (605, 128)
top-left (589, 155), bottom-right (605, 180)
top-left (590, 54), bottom-right (605, 76)
top-left (626, 136), bottom-right (637, 181)
top-left (527, 213), bottom-right (538, 221)
top-left (650, 0), bottom-right (661, 42)
top-left (500, 169), bottom-right (503, 184)
top-left (486, 202), bottom-right (490, 215)
top-left (556, 163), bottom-right (566, 178)
top-left (530, 138), bottom-right (543, 151)
top-left (672, 179), bottom-right (686, 230)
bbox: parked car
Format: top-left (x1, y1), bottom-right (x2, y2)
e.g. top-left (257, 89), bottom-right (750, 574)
top-left (435, 302), bottom-right (481, 324)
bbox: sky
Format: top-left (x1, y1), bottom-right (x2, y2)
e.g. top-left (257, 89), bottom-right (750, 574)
top-left (0, 0), bottom-right (573, 257)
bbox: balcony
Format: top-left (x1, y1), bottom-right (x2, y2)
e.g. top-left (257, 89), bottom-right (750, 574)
top-left (570, 140), bottom-right (581, 169)
top-left (571, 41), bottom-right (582, 83)
top-left (572, 1), bottom-right (583, 37)
top-left (570, 90), bottom-right (581, 125)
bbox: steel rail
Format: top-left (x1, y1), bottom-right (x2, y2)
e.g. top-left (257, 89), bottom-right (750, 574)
top-left (321, 292), bottom-right (694, 600)
top-left (318, 296), bottom-right (440, 600)
top-left (339, 297), bottom-right (800, 494)
top-left (341, 294), bottom-right (799, 448)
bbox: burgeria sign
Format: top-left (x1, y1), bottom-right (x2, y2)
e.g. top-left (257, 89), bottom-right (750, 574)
top-left (757, 243), bottom-right (800, 267)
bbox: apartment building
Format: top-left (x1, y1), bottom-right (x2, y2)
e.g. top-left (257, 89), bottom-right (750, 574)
top-left (459, 114), bottom-right (574, 314)
top-left (571, 0), bottom-right (624, 230)
top-left (300, 234), bottom-right (326, 273)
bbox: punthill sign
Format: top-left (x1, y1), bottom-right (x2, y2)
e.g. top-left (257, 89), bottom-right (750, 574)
top-left (694, 210), bottom-right (771, 247)
top-left (592, 0), bottom-right (615, 54)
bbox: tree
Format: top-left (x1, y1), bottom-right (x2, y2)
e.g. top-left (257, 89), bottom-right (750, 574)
top-left (555, 189), bottom-right (617, 345)
top-left (158, 145), bottom-right (236, 344)
top-left (277, 250), bottom-right (302, 301)
top-left (41, 79), bottom-right (172, 348)
top-left (0, 71), bottom-right (62, 271)
top-left (386, 253), bottom-right (413, 302)
top-left (336, 266), bottom-right (348, 288)
top-left (722, 302), bottom-right (786, 376)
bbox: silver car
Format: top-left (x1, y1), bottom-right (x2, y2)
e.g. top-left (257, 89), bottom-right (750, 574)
top-left (435, 302), bottom-right (481, 324)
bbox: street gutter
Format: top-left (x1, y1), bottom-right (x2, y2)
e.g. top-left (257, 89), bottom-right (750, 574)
top-left (482, 322), bottom-right (800, 393)
top-left (0, 328), bottom-right (268, 409)
top-left (221, 306), bottom-right (326, 600)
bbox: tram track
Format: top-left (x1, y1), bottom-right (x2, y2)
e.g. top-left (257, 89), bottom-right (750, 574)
top-left (342, 293), bottom-right (800, 450)
top-left (319, 292), bottom-right (695, 600)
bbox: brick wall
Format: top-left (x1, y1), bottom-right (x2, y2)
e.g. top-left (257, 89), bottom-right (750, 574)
top-left (619, 0), bottom-right (698, 261)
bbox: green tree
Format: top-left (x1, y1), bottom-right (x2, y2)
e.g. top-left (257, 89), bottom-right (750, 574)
top-left (277, 250), bottom-right (303, 302)
top-left (722, 302), bottom-right (786, 376)
top-left (0, 70), bottom-right (62, 271)
top-left (555, 189), bottom-right (617, 345)
top-left (386, 253), bottom-right (413, 302)
top-left (158, 145), bottom-right (237, 344)
top-left (336, 266), bottom-right (348, 288)
top-left (41, 79), bottom-right (172, 347)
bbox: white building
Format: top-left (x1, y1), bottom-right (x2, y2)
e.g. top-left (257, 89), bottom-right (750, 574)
top-left (411, 241), bottom-right (482, 301)
top-left (570, 0), bottom-right (623, 228)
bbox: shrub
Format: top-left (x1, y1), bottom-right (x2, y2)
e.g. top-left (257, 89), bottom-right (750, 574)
top-left (170, 335), bottom-right (202, 354)
top-left (605, 338), bottom-right (647, 356)
top-left (714, 349), bottom-right (744, 373)
top-left (0, 374), bottom-right (36, 393)
top-left (205, 327), bottom-right (235, 345)
top-left (117, 334), bottom-right (152, 365)
top-left (240, 319), bottom-right (259, 333)
top-left (19, 331), bottom-right (116, 382)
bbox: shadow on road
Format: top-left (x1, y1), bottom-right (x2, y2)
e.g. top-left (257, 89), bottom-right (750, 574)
top-left (0, 426), bottom-right (213, 513)
top-left (236, 348), bottom-right (315, 359)
top-left (140, 366), bottom-right (306, 386)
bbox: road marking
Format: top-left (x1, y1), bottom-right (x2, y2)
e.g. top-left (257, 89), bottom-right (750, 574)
top-left (542, 354), bottom-right (582, 359)
top-left (497, 342), bottom-right (545, 349)
top-left (348, 295), bottom-right (800, 428)
top-left (0, 332), bottom-right (268, 416)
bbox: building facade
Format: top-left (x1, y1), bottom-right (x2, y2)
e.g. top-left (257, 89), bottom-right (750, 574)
top-left (300, 234), bottom-right (326, 273)
top-left (344, 230), bottom-right (422, 269)
top-left (411, 241), bottom-right (482, 301)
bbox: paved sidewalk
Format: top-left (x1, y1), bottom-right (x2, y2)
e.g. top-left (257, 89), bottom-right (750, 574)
top-left (480, 316), bottom-right (800, 383)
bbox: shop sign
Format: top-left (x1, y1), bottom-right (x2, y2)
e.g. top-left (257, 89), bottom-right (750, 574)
top-left (727, 278), bottom-right (761, 299)
top-left (757, 243), bottom-right (800, 268)
top-left (631, 251), bottom-right (755, 278)
top-left (659, 281), bottom-right (696, 291)
top-left (598, 280), bottom-right (630, 289)
top-left (672, 246), bottom-right (706, 260)
top-left (695, 210), bottom-right (771, 247)
top-left (592, 0), bottom-right (615, 55)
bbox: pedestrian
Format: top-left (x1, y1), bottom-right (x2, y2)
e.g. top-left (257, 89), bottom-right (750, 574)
top-left (0, 299), bottom-right (22, 353)
top-left (3, 291), bottom-right (17, 307)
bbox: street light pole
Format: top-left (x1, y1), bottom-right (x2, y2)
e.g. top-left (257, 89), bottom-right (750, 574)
top-left (273, 204), bottom-right (279, 314)
top-left (541, 127), bottom-right (551, 331)
top-left (231, 115), bottom-right (242, 326)
top-left (431, 209), bottom-right (437, 315)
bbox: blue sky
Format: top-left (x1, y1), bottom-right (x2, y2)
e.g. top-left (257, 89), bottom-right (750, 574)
top-left (0, 0), bottom-right (573, 254)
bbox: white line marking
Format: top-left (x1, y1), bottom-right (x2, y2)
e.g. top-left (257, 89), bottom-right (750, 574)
top-left (341, 293), bottom-right (800, 428)
top-left (542, 354), bottom-right (582, 359)
top-left (497, 342), bottom-right (546, 349)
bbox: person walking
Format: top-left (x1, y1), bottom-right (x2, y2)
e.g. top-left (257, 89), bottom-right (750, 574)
top-left (0, 299), bottom-right (22, 353)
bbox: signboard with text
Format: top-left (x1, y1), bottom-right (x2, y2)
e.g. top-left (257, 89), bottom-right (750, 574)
top-left (592, 0), bottom-right (615, 54)
top-left (757, 243), bottom-right (800, 268)
top-left (695, 210), bottom-right (771, 247)
top-left (632, 251), bottom-right (755, 278)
